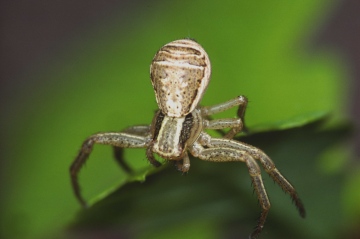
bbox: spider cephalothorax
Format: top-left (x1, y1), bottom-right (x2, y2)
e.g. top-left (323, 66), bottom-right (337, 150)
top-left (70, 39), bottom-right (305, 239)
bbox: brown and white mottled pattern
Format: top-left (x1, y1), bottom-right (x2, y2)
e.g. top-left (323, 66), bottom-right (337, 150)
top-left (150, 39), bottom-right (211, 117)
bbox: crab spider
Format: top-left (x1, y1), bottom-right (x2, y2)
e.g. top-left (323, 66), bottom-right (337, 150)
top-left (70, 39), bottom-right (305, 239)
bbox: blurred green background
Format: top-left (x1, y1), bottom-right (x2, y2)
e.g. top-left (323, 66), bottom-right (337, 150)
top-left (1, 0), bottom-right (359, 239)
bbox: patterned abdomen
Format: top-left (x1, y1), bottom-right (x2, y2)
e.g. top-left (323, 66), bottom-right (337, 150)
top-left (150, 39), bottom-right (211, 117)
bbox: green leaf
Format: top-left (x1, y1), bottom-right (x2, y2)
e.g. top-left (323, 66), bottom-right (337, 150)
top-left (87, 163), bottom-right (167, 207)
top-left (246, 110), bottom-right (330, 134)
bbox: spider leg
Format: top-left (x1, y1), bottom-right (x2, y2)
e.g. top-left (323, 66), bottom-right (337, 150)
top-left (204, 118), bottom-right (243, 131)
top-left (203, 135), bottom-right (306, 218)
top-left (173, 152), bottom-right (191, 173)
top-left (113, 125), bottom-right (152, 173)
top-left (70, 132), bottom-right (152, 207)
top-left (227, 95), bottom-right (248, 137)
top-left (113, 147), bottom-right (132, 173)
top-left (190, 141), bottom-right (270, 239)
top-left (145, 141), bottom-right (163, 168)
top-left (200, 95), bottom-right (248, 138)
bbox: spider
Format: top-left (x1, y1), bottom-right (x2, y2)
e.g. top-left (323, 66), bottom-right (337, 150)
top-left (70, 38), bottom-right (305, 239)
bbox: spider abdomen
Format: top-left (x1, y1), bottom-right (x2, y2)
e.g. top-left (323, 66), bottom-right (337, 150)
top-left (150, 39), bottom-right (211, 117)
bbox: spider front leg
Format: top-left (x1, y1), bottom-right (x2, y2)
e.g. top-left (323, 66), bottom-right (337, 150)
top-left (70, 131), bottom-right (154, 207)
top-left (206, 137), bottom-right (306, 218)
top-left (195, 133), bottom-right (305, 238)
top-left (113, 125), bottom-right (151, 173)
top-left (200, 95), bottom-right (248, 138)
top-left (190, 141), bottom-right (270, 239)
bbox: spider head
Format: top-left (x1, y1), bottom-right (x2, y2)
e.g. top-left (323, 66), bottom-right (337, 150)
top-left (150, 110), bottom-right (202, 160)
top-left (150, 39), bottom-right (211, 117)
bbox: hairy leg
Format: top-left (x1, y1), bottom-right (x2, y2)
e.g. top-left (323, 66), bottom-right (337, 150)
top-left (70, 132), bottom-right (151, 207)
top-left (113, 125), bottom-right (151, 173)
top-left (201, 134), bottom-right (305, 218)
top-left (200, 95), bottom-right (248, 138)
top-left (190, 142), bottom-right (270, 239)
